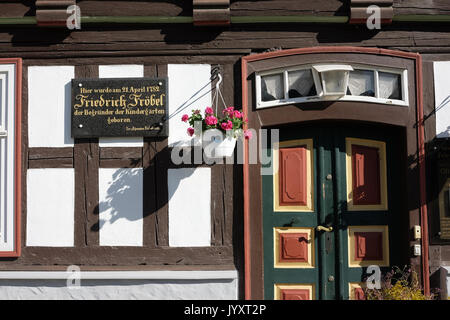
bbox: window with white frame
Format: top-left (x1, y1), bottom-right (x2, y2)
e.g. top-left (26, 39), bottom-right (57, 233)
top-left (0, 62), bottom-right (18, 255)
top-left (256, 64), bottom-right (408, 109)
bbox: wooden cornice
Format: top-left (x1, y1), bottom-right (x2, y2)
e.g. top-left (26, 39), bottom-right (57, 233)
top-left (193, 0), bottom-right (230, 26)
top-left (350, 0), bottom-right (394, 25)
top-left (36, 0), bottom-right (76, 27)
top-left (0, 0), bottom-right (446, 28)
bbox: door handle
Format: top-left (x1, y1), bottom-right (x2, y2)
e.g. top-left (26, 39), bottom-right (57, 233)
top-left (0, 131), bottom-right (7, 138)
top-left (316, 225), bottom-right (333, 232)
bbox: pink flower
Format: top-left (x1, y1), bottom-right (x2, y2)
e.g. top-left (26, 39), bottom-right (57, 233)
top-left (205, 116), bottom-right (218, 126)
top-left (193, 109), bottom-right (200, 114)
top-left (181, 114), bottom-right (189, 122)
top-left (244, 129), bottom-right (252, 140)
top-left (233, 110), bottom-right (242, 118)
top-left (187, 127), bottom-right (195, 136)
top-left (221, 120), bottom-right (233, 131)
top-left (222, 106), bottom-right (234, 116)
top-left (205, 107), bottom-right (214, 115)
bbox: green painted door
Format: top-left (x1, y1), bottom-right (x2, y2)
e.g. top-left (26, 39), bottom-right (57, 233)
top-left (263, 122), bottom-right (406, 300)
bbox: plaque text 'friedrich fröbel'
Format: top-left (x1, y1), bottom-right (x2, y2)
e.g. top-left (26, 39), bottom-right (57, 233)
top-left (71, 78), bottom-right (168, 137)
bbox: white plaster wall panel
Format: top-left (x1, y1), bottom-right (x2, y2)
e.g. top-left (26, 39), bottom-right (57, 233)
top-left (99, 64), bottom-right (143, 78)
top-left (98, 65), bottom-right (144, 147)
top-left (168, 168), bottom-right (211, 247)
top-left (168, 64), bottom-right (212, 146)
top-left (28, 66), bottom-right (74, 147)
top-left (99, 168), bottom-right (143, 246)
top-left (0, 276), bottom-right (238, 300)
top-left (26, 169), bottom-right (74, 246)
top-left (433, 61), bottom-right (450, 138)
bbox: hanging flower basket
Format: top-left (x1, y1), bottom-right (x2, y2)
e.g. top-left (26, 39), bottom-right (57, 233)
top-left (182, 106), bottom-right (251, 158)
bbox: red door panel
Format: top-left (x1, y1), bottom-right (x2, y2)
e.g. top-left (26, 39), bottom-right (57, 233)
top-left (352, 145), bottom-right (381, 205)
top-left (281, 289), bottom-right (310, 300)
top-left (354, 231), bottom-right (384, 261)
top-left (279, 147), bottom-right (307, 206)
top-left (279, 232), bottom-right (309, 263)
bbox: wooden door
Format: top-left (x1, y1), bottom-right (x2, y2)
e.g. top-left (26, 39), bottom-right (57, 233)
top-left (263, 122), bottom-right (406, 300)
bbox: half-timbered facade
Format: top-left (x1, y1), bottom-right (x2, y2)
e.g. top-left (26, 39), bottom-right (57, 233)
top-left (0, 0), bottom-right (449, 300)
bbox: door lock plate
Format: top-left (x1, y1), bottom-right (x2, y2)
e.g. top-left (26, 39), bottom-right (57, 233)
top-left (325, 233), bottom-right (333, 254)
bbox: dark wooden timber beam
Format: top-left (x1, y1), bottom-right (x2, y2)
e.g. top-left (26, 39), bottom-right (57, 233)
top-left (0, 1), bottom-right (449, 27)
top-left (350, 0), bottom-right (394, 25)
top-left (193, 0), bottom-right (230, 26)
top-left (36, 0), bottom-right (76, 27)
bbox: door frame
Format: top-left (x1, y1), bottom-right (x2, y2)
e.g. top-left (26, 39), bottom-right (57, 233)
top-left (241, 47), bottom-right (429, 299)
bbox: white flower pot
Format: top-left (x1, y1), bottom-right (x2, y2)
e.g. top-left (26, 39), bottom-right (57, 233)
top-left (202, 129), bottom-right (237, 158)
top-left (215, 136), bottom-right (237, 158)
top-left (202, 129), bottom-right (222, 146)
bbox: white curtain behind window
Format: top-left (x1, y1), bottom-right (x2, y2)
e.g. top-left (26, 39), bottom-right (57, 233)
top-left (288, 70), bottom-right (315, 98)
top-left (379, 72), bottom-right (401, 100)
top-left (261, 74), bottom-right (284, 101)
top-left (348, 70), bottom-right (375, 96)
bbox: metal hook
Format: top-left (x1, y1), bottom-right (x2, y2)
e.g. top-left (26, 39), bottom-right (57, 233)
top-left (215, 73), bottom-right (223, 90)
top-left (210, 66), bottom-right (220, 81)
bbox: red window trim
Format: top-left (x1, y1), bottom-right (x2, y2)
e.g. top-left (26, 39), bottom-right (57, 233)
top-left (0, 58), bottom-right (22, 257)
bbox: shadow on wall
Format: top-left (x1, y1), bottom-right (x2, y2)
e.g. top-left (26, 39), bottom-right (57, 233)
top-left (64, 82), bottom-right (73, 145)
top-left (427, 94), bottom-right (450, 138)
top-left (442, 126), bottom-right (450, 138)
top-left (97, 168), bottom-right (143, 230)
top-left (167, 167), bottom-right (197, 203)
top-left (89, 140), bottom-right (244, 231)
top-left (90, 148), bottom-right (199, 232)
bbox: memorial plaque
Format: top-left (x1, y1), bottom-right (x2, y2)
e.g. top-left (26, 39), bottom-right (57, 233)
top-left (71, 78), bottom-right (168, 137)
